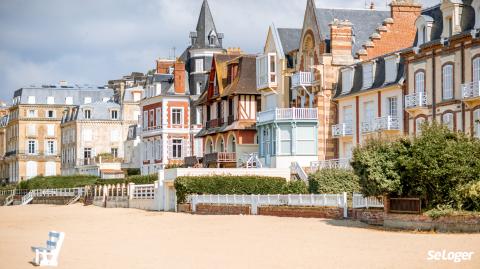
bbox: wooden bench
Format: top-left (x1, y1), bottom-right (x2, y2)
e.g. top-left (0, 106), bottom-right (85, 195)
top-left (31, 231), bottom-right (65, 266)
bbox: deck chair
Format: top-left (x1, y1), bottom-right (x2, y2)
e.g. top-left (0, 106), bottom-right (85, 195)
top-left (31, 231), bottom-right (65, 267)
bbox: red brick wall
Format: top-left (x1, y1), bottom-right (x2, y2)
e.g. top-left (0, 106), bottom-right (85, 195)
top-left (350, 209), bottom-right (384, 225)
top-left (195, 204), bottom-right (251, 215)
top-left (258, 206), bottom-right (343, 219)
top-left (167, 101), bottom-right (189, 128)
top-left (174, 62), bottom-right (186, 94)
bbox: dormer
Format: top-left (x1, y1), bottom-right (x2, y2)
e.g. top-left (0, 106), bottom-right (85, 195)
top-left (384, 54), bottom-right (400, 84)
top-left (341, 67), bottom-right (354, 94)
top-left (440, 0), bottom-right (464, 39)
top-left (208, 30), bottom-right (217, 47)
top-left (362, 61), bottom-right (375, 89)
top-left (473, 0), bottom-right (480, 29)
top-left (415, 15), bottom-right (434, 45)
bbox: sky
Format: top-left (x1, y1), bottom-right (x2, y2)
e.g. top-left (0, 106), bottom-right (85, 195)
top-left (0, 0), bottom-right (437, 103)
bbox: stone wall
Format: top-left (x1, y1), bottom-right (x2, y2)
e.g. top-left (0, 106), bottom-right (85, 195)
top-left (106, 197), bottom-right (129, 208)
top-left (31, 196), bottom-right (72, 205)
top-left (178, 203), bottom-right (192, 213)
top-left (195, 204), bottom-right (251, 215)
top-left (384, 213), bottom-right (480, 233)
top-left (349, 209), bottom-right (384, 225)
top-left (258, 206), bottom-right (343, 219)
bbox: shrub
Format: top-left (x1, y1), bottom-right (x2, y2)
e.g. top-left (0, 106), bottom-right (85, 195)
top-left (174, 175), bottom-right (296, 204)
top-left (125, 168), bottom-right (141, 176)
top-left (283, 180), bottom-right (309, 194)
top-left (18, 175), bottom-right (99, 190)
top-left (95, 174), bottom-right (158, 185)
top-left (308, 169), bottom-right (360, 194)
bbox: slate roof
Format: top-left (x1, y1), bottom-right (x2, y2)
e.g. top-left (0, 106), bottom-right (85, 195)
top-left (277, 28), bottom-right (302, 54)
top-left (334, 51), bottom-right (406, 99)
top-left (315, 8), bottom-right (390, 55)
top-left (13, 85), bottom-right (114, 106)
top-left (145, 72), bottom-right (190, 96)
top-left (190, 0), bottom-right (223, 49)
top-left (221, 55), bottom-right (259, 97)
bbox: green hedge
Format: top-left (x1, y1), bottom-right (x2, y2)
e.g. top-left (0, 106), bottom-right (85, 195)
top-left (308, 169), bottom-right (360, 194)
top-left (174, 176), bottom-right (307, 203)
top-left (18, 175), bottom-right (99, 190)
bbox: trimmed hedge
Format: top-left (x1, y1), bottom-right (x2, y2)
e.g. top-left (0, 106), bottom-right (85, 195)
top-left (308, 169), bottom-right (360, 194)
top-left (18, 175), bottom-right (99, 190)
top-left (174, 176), bottom-right (307, 203)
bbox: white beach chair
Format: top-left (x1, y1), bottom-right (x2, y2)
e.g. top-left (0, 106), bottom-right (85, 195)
top-left (31, 231), bottom-right (65, 267)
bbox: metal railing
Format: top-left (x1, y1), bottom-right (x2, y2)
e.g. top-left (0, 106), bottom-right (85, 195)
top-left (291, 71), bottom-right (313, 88)
top-left (462, 81), bottom-right (480, 99)
top-left (310, 158), bottom-right (351, 171)
top-left (405, 92), bottom-right (427, 109)
top-left (332, 123), bottom-right (353, 137)
top-left (291, 162), bottom-right (308, 182)
top-left (375, 116), bottom-right (400, 131)
top-left (257, 108), bottom-right (318, 123)
top-left (204, 152), bottom-right (236, 165)
top-left (352, 193), bottom-right (384, 209)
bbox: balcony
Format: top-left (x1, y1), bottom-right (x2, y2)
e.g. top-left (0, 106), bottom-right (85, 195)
top-left (362, 116), bottom-right (400, 134)
top-left (462, 81), bottom-right (480, 107)
top-left (405, 92), bottom-right (427, 113)
top-left (206, 119), bottom-right (219, 129)
top-left (83, 156), bottom-right (123, 166)
top-left (257, 108), bottom-right (318, 124)
top-left (332, 123), bottom-right (353, 138)
top-left (291, 71), bottom-right (313, 88)
top-left (204, 152), bottom-right (236, 167)
top-left (310, 158), bottom-right (351, 171)
top-left (256, 53), bottom-right (277, 90)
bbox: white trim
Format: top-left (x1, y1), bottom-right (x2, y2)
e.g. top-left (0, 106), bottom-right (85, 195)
top-left (170, 107), bottom-right (184, 126)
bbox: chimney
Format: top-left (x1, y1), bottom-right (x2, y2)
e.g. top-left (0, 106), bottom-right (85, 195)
top-left (156, 59), bottom-right (175, 74)
top-left (390, 0), bottom-right (421, 22)
top-left (330, 19), bottom-right (354, 64)
top-left (174, 61), bottom-right (186, 95)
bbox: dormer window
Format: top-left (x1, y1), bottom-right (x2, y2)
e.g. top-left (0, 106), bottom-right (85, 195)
top-left (385, 55), bottom-right (399, 83)
top-left (341, 68), bottom-right (353, 94)
top-left (84, 109), bottom-right (91, 119)
top-left (111, 110), bottom-right (119, 120)
top-left (362, 62), bottom-right (374, 89)
top-left (440, 0), bottom-right (461, 38)
top-left (208, 30), bottom-right (217, 46)
top-left (473, 0), bottom-right (480, 29)
top-left (415, 15), bottom-right (434, 45)
top-left (27, 96), bottom-right (36, 104)
top-left (84, 97), bottom-right (92, 104)
top-left (447, 17), bottom-right (453, 37)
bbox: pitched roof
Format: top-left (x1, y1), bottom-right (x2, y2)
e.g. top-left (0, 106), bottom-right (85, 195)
top-left (221, 55), bottom-right (259, 97)
top-left (277, 28), bottom-right (302, 53)
top-left (315, 8), bottom-right (390, 55)
top-left (191, 0), bottom-right (223, 49)
top-left (197, 54), bottom-right (238, 105)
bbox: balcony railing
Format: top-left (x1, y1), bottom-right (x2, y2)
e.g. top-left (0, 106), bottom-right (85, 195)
top-left (257, 108), bottom-right (318, 123)
top-left (462, 81), bottom-right (480, 99)
top-left (142, 125), bottom-right (162, 132)
top-left (206, 119), bottom-right (219, 129)
top-left (204, 152), bottom-right (236, 166)
top-left (361, 120), bottom-right (376, 133)
top-left (332, 123), bottom-right (353, 137)
top-left (405, 92), bottom-right (427, 109)
top-left (291, 71), bottom-right (313, 88)
top-left (83, 156), bottom-right (123, 166)
top-left (375, 116), bottom-right (400, 131)
top-left (310, 158), bottom-right (351, 171)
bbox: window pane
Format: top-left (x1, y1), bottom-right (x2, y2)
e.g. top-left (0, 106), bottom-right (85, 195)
top-left (415, 72), bottom-right (425, 93)
top-left (443, 65), bottom-right (453, 99)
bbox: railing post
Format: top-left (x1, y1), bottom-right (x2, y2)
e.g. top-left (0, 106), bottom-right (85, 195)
top-left (251, 194), bottom-right (258, 215)
top-left (343, 192), bottom-right (348, 218)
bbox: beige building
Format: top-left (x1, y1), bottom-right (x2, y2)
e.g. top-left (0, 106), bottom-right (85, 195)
top-left (0, 105), bottom-right (9, 182)
top-left (5, 84), bottom-right (114, 182)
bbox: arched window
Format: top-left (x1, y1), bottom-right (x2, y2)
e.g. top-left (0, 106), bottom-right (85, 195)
top-left (228, 135), bottom-right (236, 152)
top-left (415, 71), bottom-right (425, 93)
top-left (473, 57), bottom-right (480, 83)
top-left (442, 112), bottom-right (454, 131)
top-left (220, 138), bottom-right (224, 152)
top-left (442, 64), bottom-right (453, 100)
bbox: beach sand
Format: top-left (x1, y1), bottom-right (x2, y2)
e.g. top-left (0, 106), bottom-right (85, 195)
top-left (0, 204), bottom-right (479, 269)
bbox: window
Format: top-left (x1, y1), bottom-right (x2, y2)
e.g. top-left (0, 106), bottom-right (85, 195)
top-left (362, 62), bottom-right (374, 89)
top-left (149, 110), bottom-right (154, 127)
top-left (196, 82), bottom-right (203, 95)
top-left (111, 110), bottom-right (118, 120)
top-left (473, 57), bottom-right (480, 83)
top-left (387, 97), bottom-right (398, 117)
top-left (47, 124), bottom-right (55, 136)
top-left (47, 96), bottom-right (55, 104)
top-left (103, 97), bottom-right (110, 102)
top-left (442, 64), bottom-right (453, 100)
top-left (341, 69), bottom-right (353, 94)
top-left (47, 110), bottom-right (55, 118)
top-left (143, 111), bottom-right (148, 130)
top-left (385, 56), bottom-right (397, 83)
top-left (84, 148), bottom-right (92, 159)
top-left (415, 71), bottom-right (425, 93)
top-left (156, 108), bottom-right (162, 127)
top-left (28, 140), bottom-right (37, 154)
top-left (111, 148), bottom-right (118, 158)
top-left (269, 54), bottom-right (276, 84)
top-left (415, 117), bottom-right (426, 135)
top-left (447, 17), bottom-right (453, 37)
top-left (442, 113), bottom-right (454, 131)
top-left (65, 97), bottom-right (73, 105)
top-left (196, 107), bottom-right (202, 125)
top-left (343, 106), bottom-right (353, 124)
top-left (28, 96), bottom-right (36, 104)
top-left (46, 141), bottom-right (55, 155)
top-left (279, 126), bottom-right (292, 155)
top-left (84, 109), bottom-right (91, 119)
top-left (28, 110), bottom-right (37, 118)
top-left (171, 108), bottom-right (182, 125)
top-left (195, 59), bottom-right (204, 72)
top-left (364, 101), bottom-right (375, 122)
top-left (84, 97), bottom-right (92, 104)
top-left (172, 139), bottom-right (182, 159)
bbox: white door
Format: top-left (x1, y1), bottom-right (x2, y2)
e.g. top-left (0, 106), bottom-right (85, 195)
top-left (45, 162), bottom-right (56, 176)
top-left (26, 161), bottom-right (38, 179)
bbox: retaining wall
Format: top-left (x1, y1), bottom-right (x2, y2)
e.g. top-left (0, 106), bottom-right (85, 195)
top-left (384, 213), bottom-right (480, 233)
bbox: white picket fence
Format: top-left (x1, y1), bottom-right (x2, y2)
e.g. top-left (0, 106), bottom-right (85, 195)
top-left (189, 193), bottom-right (348, 216)
top-left (352, 193), bottom-right (384, 209)
top-left (93, 183), bottom-right (159, 211)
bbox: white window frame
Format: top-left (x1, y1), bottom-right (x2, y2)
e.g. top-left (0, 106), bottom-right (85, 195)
top-left (172, 139), bottom-right (183, 159)
top-left (268, 53), bottom-right (277, 85)
top-left (171, 107), bottom-right (183, 126)
top-left (195, 59), bottom-right (204, 73)
top-left (362, 62), bottom-right (374, 89)
top-left (111, 109), bottom-right (119, 120)
top-left (27, 140), bottom-right (37, 155)
top-left (473, 57), bottom-right (480, 83)
top-left (442, 113), bottom-right (454, 131)
top-left (415, 118), bottom-right (426, 135)
top-left (65, 96), bottom-right (73, 105)
top-left (387, 96), bottom-right (398, 117)
top-left (415, 71), bottom-right (425, 93)
top-left (46, 110), bottom-right (55, 118)
top-left (47, 124), bottom-right (55, 137)
top-left (84, 109), bottom-right (91, 119)
top-left (341, 68), bottom-right (354, 94)
top-left (156, 108), bottom-right (162, 128)
top-left (84, 97), bottom-right (92, 104)
top-left (47, 96), bottom-right (55, 105)
top-left (27, 96), bottom-right (36, 104)
top-left (442, 64), bottom-right (454, 100)
top-left (28, 110), bottom-right (37, 118)
top-left (384, 55), bottom-right (398, 83)
top-left (46, 140), bottom-right (56, 155)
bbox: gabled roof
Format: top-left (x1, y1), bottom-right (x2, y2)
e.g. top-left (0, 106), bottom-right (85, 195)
top-left (277, 28), bottom-right (302, 54)
top-left (221, 55), bottom-right (259, 97)
top-left (315, 8), bottom-right (390, 55)
top-left (197, 54), bottom-right (238, 105)
top-left (191, 0), bottom-right (223, 49)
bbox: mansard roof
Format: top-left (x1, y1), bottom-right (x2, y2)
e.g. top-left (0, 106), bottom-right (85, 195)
top-left (315, 8), bottom-right (390, 55)
top-left (13, 85), bottom-right (114, 106)
top-left (190, 0), bottom-right (223, 49)
top-left (277, 28), bottom-right (302, 54)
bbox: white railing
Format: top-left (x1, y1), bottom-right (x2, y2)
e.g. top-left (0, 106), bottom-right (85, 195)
top-left (332, 123), bottom-right (353, 137)
top-left (21, 191), bottom-right (34, 205)
top-left (292, 71), bottom-right (313, 88)
top-left (361, 120), bottom-right (376, 133)
top-left (291, 162), bottom-right (308, 182)
top-left (352, 193), bottom-right (384, 209)
top-left (462, 81), bottom-right (480, 99)
top-left (257, 108), bottom-right (318, 123)
top-left (375, 116), bottom-right (400, 131)
top-left (132, 184), bottom-right (155, 199)
top-left (32, 188), bottom-right (85, 197)
top-left (189, 193), bottom-right (348, 216)
top-left (405, 92), bottom-right (427, 109)
top-left (310, 158), bottom-right (351, 171)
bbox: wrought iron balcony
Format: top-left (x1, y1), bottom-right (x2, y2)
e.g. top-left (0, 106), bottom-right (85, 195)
top-left (332, 123), bottom-right (353, 137)
top-left (291, 71), bottom-right (313, 88)
top-left (462, 81), bottom-right (480, 99)
top-left (257, 108), bottom-right (318, 124)
top-left (405, 92), bottom-right (427, 109)
top-left (375, 116), bottom-right (400, 131)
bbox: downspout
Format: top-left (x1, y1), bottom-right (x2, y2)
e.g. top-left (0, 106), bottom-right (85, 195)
top-left (432, 50), bottom-right (436, 120)
top-left (461, 41), bottom-right (465, 132)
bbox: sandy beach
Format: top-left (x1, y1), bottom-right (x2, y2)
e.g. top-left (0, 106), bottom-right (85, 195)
top-left (0, 204), bottom-right (479, 269)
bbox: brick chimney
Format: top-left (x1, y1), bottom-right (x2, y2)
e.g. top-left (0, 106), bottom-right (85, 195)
top-left (156, 59), bottom-right (175, 74)
top-left (330, 19), bottom-right (354, 65)
top-left (174, 61), bottom-right (186, 95)
top-left (390, 0), bottom-right (421, 22)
